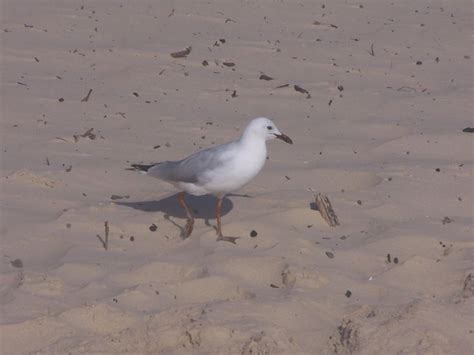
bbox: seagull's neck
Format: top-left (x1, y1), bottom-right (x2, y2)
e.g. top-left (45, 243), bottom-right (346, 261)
top-left (239, 131), bottom-right (266, 148)
top-left (237, 132), bottom-right (267, 164)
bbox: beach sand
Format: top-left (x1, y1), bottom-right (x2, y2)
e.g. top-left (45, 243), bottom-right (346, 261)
top-left (1, 0), bottom-right (473, 353)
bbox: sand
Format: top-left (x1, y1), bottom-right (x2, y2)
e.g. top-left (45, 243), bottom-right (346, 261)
top-left (1, 0), bottom-right (473, 353)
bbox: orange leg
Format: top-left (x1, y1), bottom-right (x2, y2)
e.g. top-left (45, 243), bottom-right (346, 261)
top-left (215, 195), bottom-right (239, 244)
top-left (216, 195), bottom-right (224, 237)
top-left (178, 192), bottom-right (194, 238)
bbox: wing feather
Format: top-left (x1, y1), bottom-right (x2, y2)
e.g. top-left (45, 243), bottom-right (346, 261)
top-left (147, 141), bottom-right (237, 183)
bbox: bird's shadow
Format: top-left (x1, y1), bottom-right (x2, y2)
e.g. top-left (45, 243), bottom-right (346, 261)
top-left (116, 192), bottom-right (238, 219)
top-left (117, 193), bottom-right (252, 239)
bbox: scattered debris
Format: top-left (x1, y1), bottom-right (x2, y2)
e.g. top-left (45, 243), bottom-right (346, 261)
top-left (294, 85), bottom-right (311, 98)
top-left (259, 74), bottom-right (273, 81)
top-left (10, 259), bottom-right (23, 268)
top-left (325, 251), bottom-right (334, 259)
top-left (58, 97), bottom-right (64, 102)
top-left (270, 283), bottom-right (280, 288)
top-left (416, 61), bottom-right (423, 65)
top-left (96, 221), bottom-right (109, 250)
top-left (356, 200), bottom-right (362, 205)
top-left (73, 128), bottom-right (96, 142)
top-left (367, 43), bottom-right (375, 56)
top-left (222, 62), bottom-right (235, 67)
top-left (170, 46), bottom-right (192, 58)
top-left (110, 195), bottom-right (129, 200)
top-left (345, 290), bottom-right (352, 298)
top-left (337, 85), bottom-right (344, 92)
top-left (393, 257), bottom-right (399, 264)
top-left (275, 83), bottom-right (289, 89)
top-left (313, 193), bottom-right (340, 227)
top-left (167, 8), bottom-right (175, 17)
top-left (312, 21), bottom-right (339, 29)
top-left (329, 319), bottom-right (360, 354)
top-left (395, 86), bottom-right (417, 92)
top-left (81, 88), bottom-right (93, 102)
top-left (231, 90), bottom-right (237, 98)
top-left (250, 230), bottom-right (258, 237)
top-left (149, 224), bottom-right (158, 232)
top-left (442, 216), bottom-right (453, 225)
top-left (202, 60), bottom-right (209, 66)
top-left (104, 221), bottom-right (109, 249)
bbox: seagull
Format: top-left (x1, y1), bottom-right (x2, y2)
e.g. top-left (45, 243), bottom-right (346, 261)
top-left (129, 117), bottom-right (293, 243)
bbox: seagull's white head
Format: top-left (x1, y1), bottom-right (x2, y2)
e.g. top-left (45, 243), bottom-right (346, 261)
top-left (243, 117), bottom-right (293, 144)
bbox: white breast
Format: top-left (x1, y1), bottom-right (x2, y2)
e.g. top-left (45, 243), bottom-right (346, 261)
top-left (200, 140), bottom-right (267, 194)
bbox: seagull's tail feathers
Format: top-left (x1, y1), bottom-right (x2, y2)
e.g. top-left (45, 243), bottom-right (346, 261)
top-left (127, 163), bottom-right (156, 174)
top-left (127, 161), bottom-right (188, 183)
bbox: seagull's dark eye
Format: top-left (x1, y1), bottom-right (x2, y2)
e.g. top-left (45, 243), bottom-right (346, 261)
top-left (267, 126), bottom-right (273, 130)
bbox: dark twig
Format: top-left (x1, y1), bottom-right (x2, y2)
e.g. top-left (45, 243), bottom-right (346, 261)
top-left (104, 221), bottom-right (109, 250)
top-left (367, 43), bottom-right (375, 56)
top-left (81, 89), bottom-right (93, 102)
top-left (170, 47), bottom-right (192, 58)
top-left (294, 85), bottom-right (311, 98)
top-left (96, 221), bottom-right (109, 250)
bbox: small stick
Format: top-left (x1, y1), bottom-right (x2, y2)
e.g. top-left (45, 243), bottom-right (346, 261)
top-left (81, 89), bottom-right (93, 102)
top-left (96, 221), bottom-right (109, 250)
top-left (314, 193), bottom-right (340, 227)
top-left (367, 43), bottom-right (375, 56)
top-left (294, 85), bottom-right (311, 98)
top-left (170, 46), bottom-right (192, 58)
top-left (104, 221), bottom-right (109, 250)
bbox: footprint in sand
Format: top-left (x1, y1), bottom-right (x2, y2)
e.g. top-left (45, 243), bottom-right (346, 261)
top-left (6, 170), bottom-right (61, 188)
top-left (212, 256), bottom-right (296, 292)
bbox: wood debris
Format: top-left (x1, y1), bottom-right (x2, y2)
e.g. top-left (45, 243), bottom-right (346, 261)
top-left (259, 74), bottom-right (273, 81)
top-left (294, 85), bottom-right (311, 98)
top-left (170, 46), bottom-right (192, 58)
top-left (73, 128), bottom-right (96, 142)
top-left (313, 193), bottom-right (340, 227)
top-left (81, 89), bottom-right (93, 102)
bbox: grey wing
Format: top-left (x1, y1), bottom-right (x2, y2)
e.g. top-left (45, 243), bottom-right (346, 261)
top-left (147, 142), bottom-right (235, 183)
